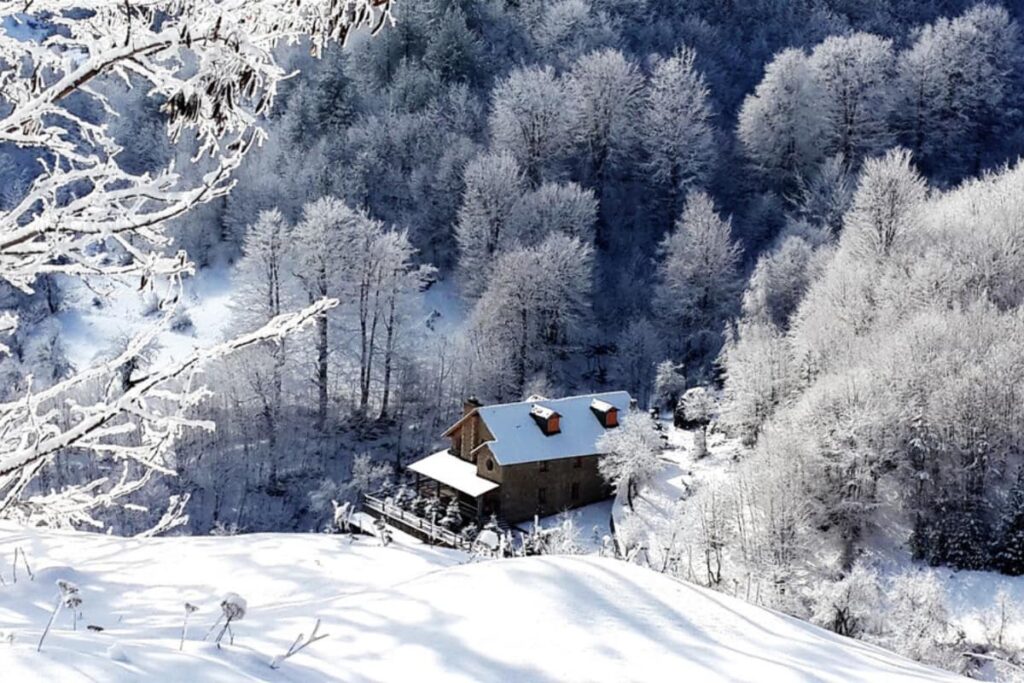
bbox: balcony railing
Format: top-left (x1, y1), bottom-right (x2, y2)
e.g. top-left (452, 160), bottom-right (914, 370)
top-left (362, 493), bottom-right (470, 550)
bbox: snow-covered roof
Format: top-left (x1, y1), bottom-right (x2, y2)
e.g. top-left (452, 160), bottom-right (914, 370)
top-left (472, 391), bottom-right (632, 466)
top-left (590, 398), bottom-right (615, 413)
top-left (407, 450), bottom-right (499, 497)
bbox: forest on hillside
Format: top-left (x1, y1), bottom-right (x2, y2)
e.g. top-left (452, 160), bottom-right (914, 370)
top-left (3, 0), bottom-right (1024, 602)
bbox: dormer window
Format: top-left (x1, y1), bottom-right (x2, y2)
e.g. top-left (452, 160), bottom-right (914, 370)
top-left (530, 404), bottom-right (561, 435)
top-left (590, 398), bottom-right (618, 428)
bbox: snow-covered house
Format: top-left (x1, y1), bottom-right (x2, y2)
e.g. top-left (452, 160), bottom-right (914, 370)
top-left (407, 392), bottom-right (632, 524)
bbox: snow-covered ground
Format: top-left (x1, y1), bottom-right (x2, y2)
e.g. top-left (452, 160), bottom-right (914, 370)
top-left (0, 523), bottom-right (963, 682)
top-left (58, 266), bottom-right (236, 371)
top-left (533, 498), bottom-right (615, 553)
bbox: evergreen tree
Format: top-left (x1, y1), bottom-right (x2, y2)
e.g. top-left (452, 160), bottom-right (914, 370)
top-left (992, 470), bottom-right (1024, 575)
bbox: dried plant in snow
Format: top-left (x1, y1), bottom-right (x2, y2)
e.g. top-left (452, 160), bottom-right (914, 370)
top-left (270, 618), bottom-right (329, 669)
top-left (180, 602), bottom-right (199, 651)
top-left (205, 592), bottom-right (247, 647)
top-left (37, 579), bottom-right (81, 651)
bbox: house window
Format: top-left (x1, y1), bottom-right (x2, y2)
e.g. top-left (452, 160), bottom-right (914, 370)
top-left (573, 457), bottom-right (583, 469)
top-left (537, 487), bottom-right (547, 504)
top-left (571, 482), bottom-right (580, 500)
top-left (486, 458), bottom-right (494, 471)
top-left (539, 461), bottom-right (549, 472)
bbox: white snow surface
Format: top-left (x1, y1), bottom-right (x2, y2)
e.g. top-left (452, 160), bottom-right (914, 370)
top-left (473, 391), bottom-right (632, 465)
top-left (58, 266), bottom-right (235, 371)
top-left (407, 449), bottom-right (499, 496)
top-left (0, 524), bottom-right (963, 682)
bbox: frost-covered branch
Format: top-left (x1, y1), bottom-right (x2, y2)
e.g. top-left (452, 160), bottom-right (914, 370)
top-left (0, 297), bottom-right (337, 524)
top-left (0, 0), bottom-right (389, 525)
top-left (0, 0), bottom-right (391, 293)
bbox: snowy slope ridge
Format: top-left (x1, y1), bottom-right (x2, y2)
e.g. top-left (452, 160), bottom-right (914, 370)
top-left (0, 527), bottom-right (962, 682)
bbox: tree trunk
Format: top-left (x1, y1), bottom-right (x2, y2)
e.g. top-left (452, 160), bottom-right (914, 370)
top-left (378, 288), bottom-right (398, 421)
top-left (315, 295), bottom-right (329, 433)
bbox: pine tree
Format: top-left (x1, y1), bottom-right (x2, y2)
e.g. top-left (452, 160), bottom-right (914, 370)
top-left (993, 470), bottom-right (1024, 575)
top-left (424, 7), bottom-right (481, 84)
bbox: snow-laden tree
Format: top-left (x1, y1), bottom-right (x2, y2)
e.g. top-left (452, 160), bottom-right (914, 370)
top-left (352, 226), bottom-right (436, 420)
top-left (611, 318), bottom-right (662, 409)
top-left (528, 0), bottom-right (617, 70)
top-left (741, 234), bottom-right (824, 330)
top-left (839, 148), bottom-right (926, 262)
top-left (796, 155), bottom-right (854, 233)
top-left (0, 0), bottom-right (390, 526)
top-left (680, 386), bottom-right (714, 458)
top-left (566, 48), bottom-right (644, 190)
top-left (423, 6), bottom-right (481, 84)
top-left (641, 47), bottom-right (716, 213)
top-left (719, 321), bottom-right (797, 446)
top-left (509, 181), bottom-right (598, 245)
top-left (993, 469), bottom-right (1024, 575)
top-left (807, 33), bottom-right (895, 164)
top-left (652, 360), bottom-right (686, 413)
top-left (489, 65), bottom-right (572, 186)
top-left (291, 197), bottom-right (354, 431)
top-left (232, 209), bottom-right (297, 484)
top-left (894, 3), bottom-right (1023, 179)
top-left (455, 152), bottom-right (527, 298)
top-left (738, 48), bottom-right (827, 194)
top-left (597, 410), bottom-right (662, 510)
top-left (293, 196), bottom-right (433, 421)
top-left (465, 234), bottom-right (593, 400)
top-left (654, 191), bottom-right (742, 367)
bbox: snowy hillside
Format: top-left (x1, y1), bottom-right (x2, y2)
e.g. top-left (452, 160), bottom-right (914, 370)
top-left (0, 526), bottom-right (962, 682)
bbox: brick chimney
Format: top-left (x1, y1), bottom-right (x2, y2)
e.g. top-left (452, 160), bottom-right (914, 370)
top-left (463, 395), bottom-right (482, 416)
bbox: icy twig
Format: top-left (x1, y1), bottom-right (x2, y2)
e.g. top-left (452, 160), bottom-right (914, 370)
top-left (269, 619), bottom-right (330, 669)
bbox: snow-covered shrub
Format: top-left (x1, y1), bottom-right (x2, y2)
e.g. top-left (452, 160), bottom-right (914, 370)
top-left (808, 564), bottom-right (882, 638)
top-left (542, 516), bottom-right (584, 556)
top-left (884, 570), bottom-right (958, 670)
top-left (169, 307), bottom-right (194, 333)
top-left (392, 482), bottom-right (414, 511)
top-left (980, 586), bottom-right (1022, 653)
top-left (439, 499), bottom-right (463, 531)
top-left (210, 521), bottom-right (244, 537)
